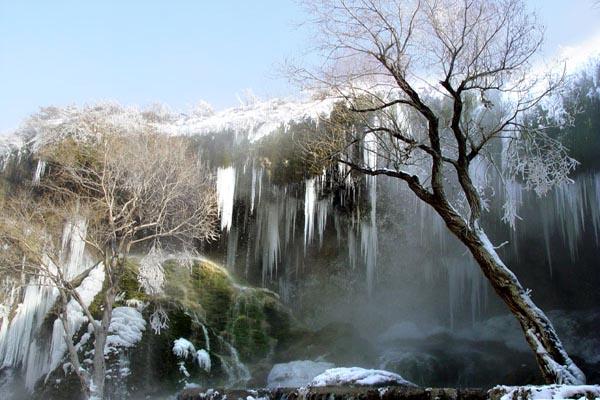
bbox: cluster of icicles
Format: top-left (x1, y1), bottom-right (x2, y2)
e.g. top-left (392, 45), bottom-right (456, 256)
top-left (0, 218), bottom-right (99, 390)
top-left (215, 157), bottom-right (600, 325)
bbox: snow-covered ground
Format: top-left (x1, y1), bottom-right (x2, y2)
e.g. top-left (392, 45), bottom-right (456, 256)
top-left (490, 384), bottom-right (600, 400)
top-left (310, 367), bottom-right (415, 387)
top-left (0, 94), bottom-right (338, 169)
top-left (156, 96), bottom-right (338, 142)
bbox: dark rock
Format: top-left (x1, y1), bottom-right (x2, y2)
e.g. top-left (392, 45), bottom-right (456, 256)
top-left (177, 386), bottom-right (487, 400)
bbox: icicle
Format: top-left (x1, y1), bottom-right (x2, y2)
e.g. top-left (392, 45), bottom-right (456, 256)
top-left (216, 166), bottom-right (236, 232)
top-left (60, 217), bottom-right (89, 280)
top-left (226, 226), bottom-right (239, 272)
top-left (316, 199), bottom-right (330, 248)
top-left (445, 256), bottom-right (487, 330)
top-left (32, 160), bottom-right (46, 184)
top-left (361, 131), bottom-right (378, 296)
top-left (303, 178), bottom-right (316, 251)
top-left (0, 218), bottom-right (100, 391)
top-left (360, 221), bottom-right (377, 295)
top-left (250, 168), bottom-right (257, 215)
top-left (284, 198), bottom-right (298, 247)
top-left (262, 203), bottom-right (280, 283)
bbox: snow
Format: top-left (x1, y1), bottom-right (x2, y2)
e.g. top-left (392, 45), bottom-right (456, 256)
top-left (492, 384), bottom-right (600, 400)
top-left (267, 360), bottom-right (335, 388)
top-left (310, 367), bottom-right (414, 387)
top-left (155, 96), bottom-right (337, 143)
top-left (105, 307), bottom-right (146, 351)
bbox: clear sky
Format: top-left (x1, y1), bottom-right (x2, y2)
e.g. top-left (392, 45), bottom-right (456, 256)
top-left (1, 0), bottom-right (599, 132)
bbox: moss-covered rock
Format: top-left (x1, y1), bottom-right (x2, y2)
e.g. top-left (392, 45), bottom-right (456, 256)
top-left (117, 258), bottom-right (299, 396)
top-left (30, 257), bottom-right (302, 398)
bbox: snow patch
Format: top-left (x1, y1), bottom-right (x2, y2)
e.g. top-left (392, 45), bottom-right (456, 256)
top-left (491, 384), bottom-right (600, 400)
top-left (310, 367), bottom-right (414, 387)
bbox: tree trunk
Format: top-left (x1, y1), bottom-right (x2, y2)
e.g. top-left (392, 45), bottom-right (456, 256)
top-left (91, 285), bottom-right (116, 399)
top-left (57, 293), bottom-right (90, 399)
top-left (438, 206), bottom-right (586, 384)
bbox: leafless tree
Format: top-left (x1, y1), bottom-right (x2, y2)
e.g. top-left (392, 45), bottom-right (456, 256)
top-left (0, 110), bottom-right (219, 398)
top-left (296, 0), bottom-right (584, 384)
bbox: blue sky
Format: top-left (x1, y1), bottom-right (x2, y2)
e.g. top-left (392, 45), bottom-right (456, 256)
top-left (1, 0), bottom-right (599, 132)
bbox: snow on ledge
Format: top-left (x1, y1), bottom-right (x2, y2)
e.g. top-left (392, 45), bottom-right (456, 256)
top-left (310, 367), bottom-right (415, 387)
top-left (490, 384), bottom-right (600, 400)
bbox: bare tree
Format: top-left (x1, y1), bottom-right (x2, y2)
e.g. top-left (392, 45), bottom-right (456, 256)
top-left (0, 108), bottom-right (219, 398)
top-left (296, 0), bottom-right (585, 384)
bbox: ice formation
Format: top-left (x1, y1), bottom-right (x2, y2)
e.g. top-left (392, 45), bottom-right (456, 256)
top-left (173, 338), bottom-right (197, 360)
top-left (196, 349), bottom-right (211, 373)
top-left (105, 307), bottom-right (146, 352)
top-left (217, 166), bottom-right (237, 232)
top-left (0, 220), bottom-right (101, 390)
top-left (172, 338), bottom-right (212, 373)
top-left (32, 159), bottom-right (46, 184)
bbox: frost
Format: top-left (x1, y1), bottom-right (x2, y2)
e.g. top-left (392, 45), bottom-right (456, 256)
top-left (138, 245), bottom-right (165, 296)
top-left (148, 306), bottom-right (169, 335)
top-left (310, 367), bottom-right (414, 387)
